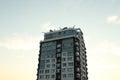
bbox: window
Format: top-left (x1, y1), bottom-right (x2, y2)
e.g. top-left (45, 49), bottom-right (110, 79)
top-left (68, 62), bottom-right (73, 66)
top-left (40, 75), bottom-right (44, 79)
top-left (40, 70), bottom-right (44, 73)
top-left (67, 52), bottom-right (73, 56)
top-left (58, 32), bottom-right (61, 35)
top-left (57, 58), bottom-right (61, 62)
top-left (67, 68), bottom-right (72, 72)
top-left (62, 52), bottom-right (67, 56)
top-left (62, 68), bottom-right (66, 72)
top-left (45, 70), bottom-right (49, 73)
top-left (46, 64), bottom-right (50, 68)
top-left (57, 44), bottom-right (61, 48)
top-left (63, 31), bottom-right (66, 34)
top-left (40, 65), bottom-right (45, 69)
top-left (63, 63), bottom-right (67, 67)
top-left (62, 74), bottom-right (66, 78)
top-left (51, 69), bottom-right (55, 73)
top-left (70, 42), bottom-right (73, 46)
top-left (68, 57), bottom-right (72, 61)
top-left (57, 53), bottom-right (61, 57)
top-left (52, 64), bottom-right (55, 67)
top-left (51, 75), bottom-right (55, 78)
top-left (51, 54), bottom-right (55, 58)
top-left (46, 55), bottom-right (50, 58)
top-left (62, 58), bottom-right (66, 61)
top-left (56, 64), bottom-right (60, 67)
top-left (57, 49), bottom-right (61, 52)
top-left (56, 69), bottom-right (60, 73)
top-left (46, 75), bottom-right (50, 79)
top-left (46, 60), bottom-right (50, 63)
top-left (52, 59), bottom-right (55, 62)
top-left (68, 74), bottom-right (73, 77)
top-left (57, 75), bottom-right (61, 79)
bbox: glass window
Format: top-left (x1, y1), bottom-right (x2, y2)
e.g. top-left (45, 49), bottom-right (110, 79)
top-left (40, 65), bottom-right (45, 69)
top-left (58, 32), bottom-right (61, 35)
top-left (46, 75), bottom-right (50, 79)
top-left (46, 64), bottom-right (50, 68)
top-left (52, 59), bottom-right (55, 62)
top-left (46, 59), bottom-right (50, 63)
top-left (62, 52), bottom-right (67, 56)
top-left (57, 44), bottom-right (61, 48)
top-left (57, 53), bottom-right (61, 57)
top-left (52, 64), bottom-right (55, 67)
top-left (40, 75), bottom-right (44, 79)
top-left (51, 69), bottom-right (55, 73)
top-left (62, 68), bottom-right (66, 72)
top-left (67, 68), bottom-right (72, 72)
top-left (62, 58), bottom-right (66, 61)
top-left (56, 69), bottom-right (60, 73)
top-left (58, 75), bottom-right (60, 79)
top-left (68, 62), bottom-right (73, 66)
top-left (40, 70), bottom-right (44, 73)
top-left (62, 74), bottom-right (66, 78)
top-left (51, 54), bottom-right (55, 58)
top-left (68, 57), bottom-right (72, 61)
top-left (63, 63), bottom-right (67, 67)
top-left (46, 55), bottom-right (50, 58)
top-left (45, 70), bottom-right (49, 73)
top-left (56, 64), bottom-right (60, 67)
top-left (51, 75), bottom-right (55, 78)
top-left (57, 49), bottom-right (61, 52)
top-left (67, 52), bottom-right (73, 56)
top-left (68, 74), bottom-right (73, 77)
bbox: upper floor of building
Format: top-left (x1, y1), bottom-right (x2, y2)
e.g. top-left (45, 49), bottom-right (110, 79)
top-left (44, 27), bottom-right (83, 40)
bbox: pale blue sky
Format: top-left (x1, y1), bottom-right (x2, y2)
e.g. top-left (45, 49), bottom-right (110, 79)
top-left (0, 0), bottom-right (120, 80)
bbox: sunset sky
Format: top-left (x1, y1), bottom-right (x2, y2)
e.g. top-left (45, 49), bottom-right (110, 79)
top-left (0, 0), bottom-right (120, 80)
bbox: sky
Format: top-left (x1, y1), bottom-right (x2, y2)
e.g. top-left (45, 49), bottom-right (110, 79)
top-left (0, 0), bottom-right (120, 80)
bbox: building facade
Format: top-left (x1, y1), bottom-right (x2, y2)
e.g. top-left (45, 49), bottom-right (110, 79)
top-left (37, 27), bottom-right (88, 80)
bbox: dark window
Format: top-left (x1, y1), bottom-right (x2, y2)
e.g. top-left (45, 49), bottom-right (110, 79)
top-left (46, 75), bottom-right (50, 78)
top-left (62, 74), bottom-right (66, 78)
top-left (68, 62), bottom-right (73, 66)
top-left (51, 75), bottom-right (55, 78)
top-left (63, 63), bottom-right (67, 67)
top-left (58, 32), bottom-right (61, 35)
top-left (45, 70), bottom-right (49, 73)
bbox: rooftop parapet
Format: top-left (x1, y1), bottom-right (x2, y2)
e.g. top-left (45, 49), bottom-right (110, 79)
top-left (44, 27), bottom-right (83, 40)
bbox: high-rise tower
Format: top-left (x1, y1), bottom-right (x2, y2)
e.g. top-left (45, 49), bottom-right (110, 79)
top-left (37, 27), bottom-right (88, 80)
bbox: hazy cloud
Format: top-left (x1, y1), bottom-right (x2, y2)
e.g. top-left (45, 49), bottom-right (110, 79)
top-left (107, 16), bottom-right (120, 24)
top-left (88, 40), bottom-right (120, 80)
top-left (0, 35), bottom-right (43, 50)
top-left (94, 40), bottom-right (120, 56)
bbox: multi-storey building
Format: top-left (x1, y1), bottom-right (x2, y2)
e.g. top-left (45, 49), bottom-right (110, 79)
top-left (37, 27), bottom-right (88, 80)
